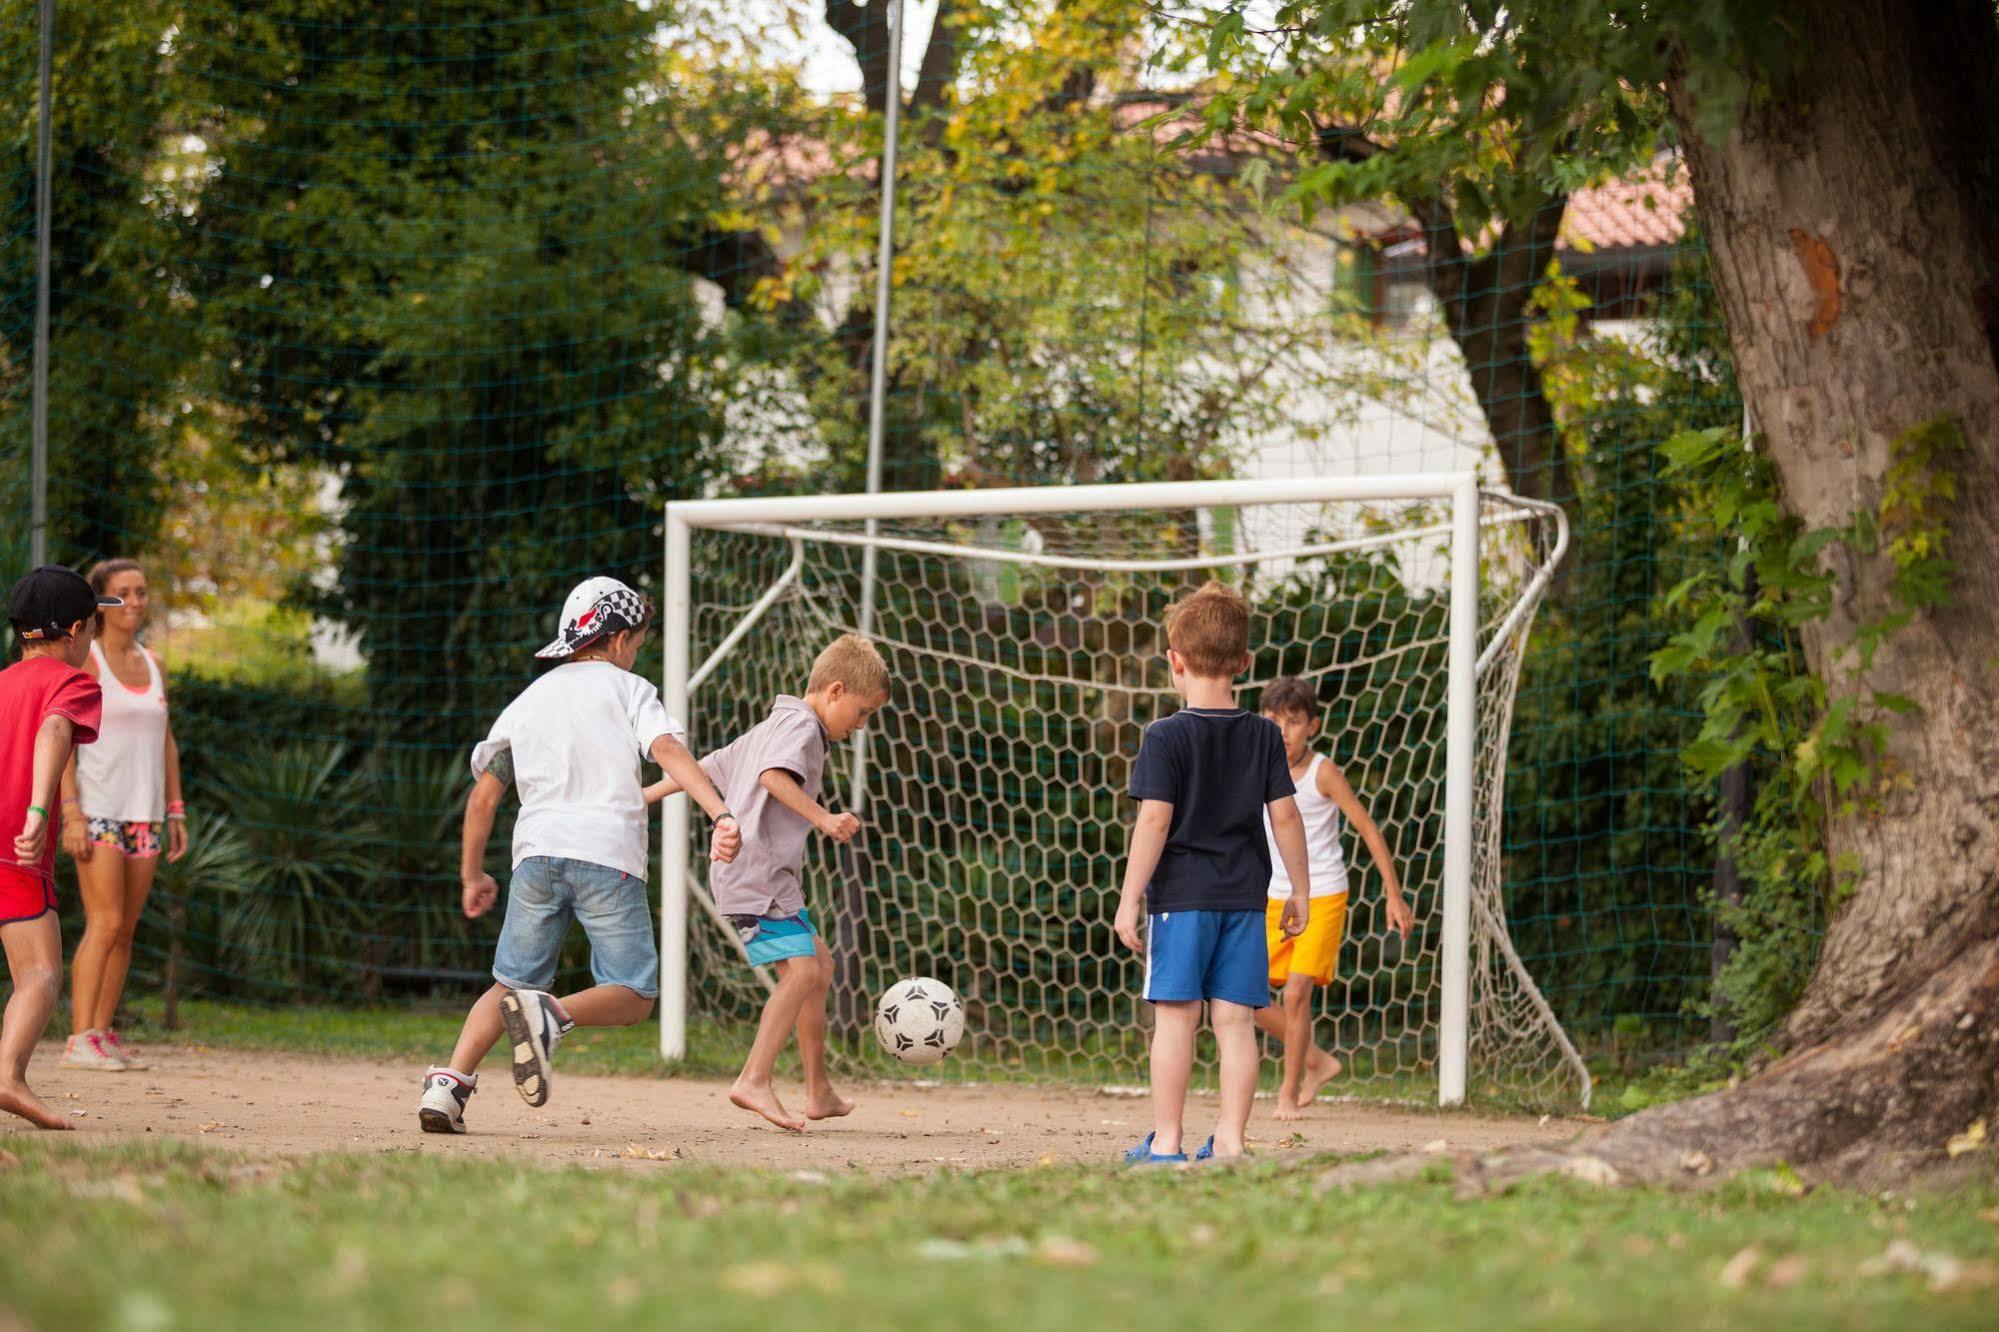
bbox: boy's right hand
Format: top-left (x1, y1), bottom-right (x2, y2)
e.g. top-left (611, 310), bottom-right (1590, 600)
top-left (1114, 896), bottom-right (1145, 952)
top-left (13, 807), bottom-right (47, 863)
top-left (709, 816), bottom-right (741, 863)
top-left (462, 872), bottom-right (499, 919)
top-left (817, 812), bottom-right (861, 844)
top-left (1281, 893), bottom-right (1310, 939)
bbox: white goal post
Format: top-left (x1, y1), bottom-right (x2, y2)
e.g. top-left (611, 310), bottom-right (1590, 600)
top-left (659, 473), bottom-right (1591, 1110)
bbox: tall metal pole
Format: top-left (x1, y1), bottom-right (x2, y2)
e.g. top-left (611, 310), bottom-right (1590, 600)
top-left (660, 508), bottom-right (693, 1060)
top-left (850, 0), bottom-right (903, 811)
top-left (1437, 475), bottom-right (1480, 1106)
top-left (30, 0), bottom-right (55, 569)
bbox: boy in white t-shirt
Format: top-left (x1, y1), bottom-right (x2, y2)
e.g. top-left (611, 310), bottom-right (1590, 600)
top-left (1255, 676), bottom-right (1413, 1120)
top-left (417, 577), bottom-right (739, 1134)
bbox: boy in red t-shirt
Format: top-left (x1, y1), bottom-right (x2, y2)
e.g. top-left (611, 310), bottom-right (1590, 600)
top-left (1, 566), bottom-right (116, 1129)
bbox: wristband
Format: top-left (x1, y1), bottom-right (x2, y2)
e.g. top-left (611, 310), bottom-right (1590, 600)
top-left (26, 805), bottom-right (47, 821)
top-left (167, 800), bottom-right (185, 813)
top-left (167, 813), bottom-right (187, 823)
top-left (711, 810), bottom-right (736, 825)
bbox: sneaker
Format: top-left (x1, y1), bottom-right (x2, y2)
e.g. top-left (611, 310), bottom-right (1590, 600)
top-left (1122, 1131), bottom-right (1188, 1166)
top-left (418, 1066), bottom-right (477, 1134)
top-left (101, 1030), bottom-right (147, 1070)
top-left (497, 988), bottom-right (573, 1108)
top-left (59, 1030), bottom-right (125, 1072)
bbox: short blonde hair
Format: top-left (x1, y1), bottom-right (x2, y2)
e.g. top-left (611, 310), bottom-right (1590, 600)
top-left (807, 633), bottom-right (890, 698)
top-left (1164, 580), bottom-right (1250, 677)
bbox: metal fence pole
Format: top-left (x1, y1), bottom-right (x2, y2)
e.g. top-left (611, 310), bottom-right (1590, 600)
top-left (30, 0), bottom-right (55, 568)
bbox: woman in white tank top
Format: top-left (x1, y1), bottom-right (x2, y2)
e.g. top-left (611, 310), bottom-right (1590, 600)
top-left (57, 560), bottom-right (188, 1071)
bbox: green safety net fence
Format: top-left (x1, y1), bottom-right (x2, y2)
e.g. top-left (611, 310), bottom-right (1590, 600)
top-left (0, 1), bottom-right (1763, 1090)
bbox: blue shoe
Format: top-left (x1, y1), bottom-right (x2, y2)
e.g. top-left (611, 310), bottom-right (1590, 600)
top-left (1123, 1131), bottom-right (1188, 1166)
top-left (1194, 1136), bottom-right (1215, 1162)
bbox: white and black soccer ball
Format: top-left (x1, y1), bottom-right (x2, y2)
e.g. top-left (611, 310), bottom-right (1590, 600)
top-left (873, 977), bottom-right (965, 1066)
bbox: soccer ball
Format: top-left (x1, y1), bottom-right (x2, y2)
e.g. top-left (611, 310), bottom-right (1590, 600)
top-left (873, 977), bottom-right (965, 1066)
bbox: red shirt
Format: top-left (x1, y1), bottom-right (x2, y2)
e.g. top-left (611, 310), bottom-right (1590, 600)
top-left (0, 655), bottom-right (102, 882)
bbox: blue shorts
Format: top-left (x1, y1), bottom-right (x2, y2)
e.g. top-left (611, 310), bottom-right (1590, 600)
top-left (492, 856), bottom-right (659, 998)
top-left (737, 909), bottom-right (821, 968)
top-left (1143, 909), bottom-right (1270, 1009)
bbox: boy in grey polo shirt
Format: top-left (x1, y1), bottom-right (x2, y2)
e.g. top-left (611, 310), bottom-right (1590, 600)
top-left (652, 633), bottom-right (890, 1132)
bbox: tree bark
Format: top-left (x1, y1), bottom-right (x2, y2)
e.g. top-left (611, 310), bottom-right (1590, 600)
top-left (1590, 0), bottom-right (1999, 1182)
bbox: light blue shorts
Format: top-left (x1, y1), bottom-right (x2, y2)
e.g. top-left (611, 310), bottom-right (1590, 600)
top-left (492, 856), bottom-right (658, 999)
top-left (737, 909), bottom-right (821, 968)
top-left (1143, 909), bottom-right (1270, 1009)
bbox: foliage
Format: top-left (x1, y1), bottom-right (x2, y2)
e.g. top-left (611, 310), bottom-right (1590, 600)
top-left (168, 1), bottom-right (770, 723)
top-left (768, 0), bottom-right (1428, 495)
top-left (1650, 414), bottom-right (1964, 1047)
top-left (9, 1138), bottom-right (1999, 1331)
top-left (1500, 234), bottom-right (1742, 1049)
top-left (0, 0), bottom-right (195, 567)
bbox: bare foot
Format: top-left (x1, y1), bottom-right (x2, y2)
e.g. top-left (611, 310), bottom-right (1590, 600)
top-left (1296, 1052), bottom-right (1342, 1108)
top-left (1272, 1098), bottom-right (1304, 1122)
top-left (729, 1078), bottom-right (805, 1132)
top-left (804, 1089), bottom-right (855, 1121)
top-left (0, 1082), bottom-right (75, 1130)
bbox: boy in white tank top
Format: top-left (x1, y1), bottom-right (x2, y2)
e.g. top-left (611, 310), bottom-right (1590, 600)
top-left (1256, 676), bottom-right (1412, 1120)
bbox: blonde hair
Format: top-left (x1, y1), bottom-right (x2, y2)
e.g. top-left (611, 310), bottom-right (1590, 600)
top-left (1164, 580), bottom-right (1250, 677)
top-left (807, 633), bottom-right (890, 698)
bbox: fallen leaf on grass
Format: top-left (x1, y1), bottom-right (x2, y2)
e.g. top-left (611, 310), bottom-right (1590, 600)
top-left (916, 1237), bottom-right (1028, 1262)
top-left (1945, 1119), bottom-right (1986, 1158)
top-left (1718, 1246), bottom-right (1763, 1290)
top-left (1420, 1138), bottom-right (1450, 1154)
top-left (1764, 1255), bottom-right (1808, 1290)
top-left (1036, 1236), bottom-right (1098, 1269)
top-left (899, 1109), bottom-right (920, 1118)
top-left (1858, 1239), bottom-right (1997, 1293)
top-left (719, 1261), bottom-right (844, 1297)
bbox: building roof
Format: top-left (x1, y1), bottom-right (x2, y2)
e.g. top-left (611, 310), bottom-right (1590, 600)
top-left (1562, 163), bottom-right (1693, 252)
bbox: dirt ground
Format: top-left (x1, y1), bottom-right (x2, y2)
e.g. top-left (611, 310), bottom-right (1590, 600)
top-left (4, 1041), bottom-right (1582, 1174)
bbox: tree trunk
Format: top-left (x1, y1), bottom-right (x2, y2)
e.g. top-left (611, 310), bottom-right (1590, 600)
top-left (1590, 0), bottom-right (1999, 1182)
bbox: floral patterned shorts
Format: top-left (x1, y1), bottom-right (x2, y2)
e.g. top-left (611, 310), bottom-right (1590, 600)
top-left (87, 818), bottom-right (162, 860)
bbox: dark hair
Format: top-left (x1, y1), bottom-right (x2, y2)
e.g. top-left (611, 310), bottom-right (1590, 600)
top-left (1163, 580), bottom-right (1250, 676)
top-left (86, 558), bottom-right (142, 630)
top-left (1259, 675), bottom-right (1321, 722)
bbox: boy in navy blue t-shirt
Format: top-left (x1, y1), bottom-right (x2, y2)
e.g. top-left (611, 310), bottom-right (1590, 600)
top-left (1114, 580), bottom-right (1312, 1163)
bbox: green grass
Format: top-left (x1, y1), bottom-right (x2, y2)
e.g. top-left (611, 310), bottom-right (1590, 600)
top-left (3, 1138), bottom-right (1996, 1330)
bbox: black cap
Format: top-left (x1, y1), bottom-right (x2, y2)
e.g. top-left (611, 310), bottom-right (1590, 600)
top-left (7, 565), bottom-right (122, 642)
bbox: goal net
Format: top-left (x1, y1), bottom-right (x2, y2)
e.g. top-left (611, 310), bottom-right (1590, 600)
top-left (661, 476), bottom-right (1592, 1110)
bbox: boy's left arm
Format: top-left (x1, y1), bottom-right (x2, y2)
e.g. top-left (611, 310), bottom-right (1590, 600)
top-left (1322, 760), bottom-right (1413, 938)
top-left (649, 734), bottom-right (741, 863)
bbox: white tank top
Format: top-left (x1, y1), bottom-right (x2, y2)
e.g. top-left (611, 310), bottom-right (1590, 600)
top-left (1265, 753), bottom-right (1348, 899)
top-left (77, 641), bottom-right (169, 823)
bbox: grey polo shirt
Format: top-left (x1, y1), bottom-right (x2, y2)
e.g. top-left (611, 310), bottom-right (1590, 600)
top-left (701, 694), bottom-right (830, 918)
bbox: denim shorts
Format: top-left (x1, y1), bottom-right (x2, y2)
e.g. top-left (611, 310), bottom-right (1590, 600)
top-left (492, 856), bottom-right (659, 999)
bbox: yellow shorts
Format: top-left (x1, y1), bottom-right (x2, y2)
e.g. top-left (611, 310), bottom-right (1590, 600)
top-left (1266, 893), bottom-right (1347, 986)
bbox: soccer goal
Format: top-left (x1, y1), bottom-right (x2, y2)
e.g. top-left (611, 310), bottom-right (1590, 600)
top-left (659, 474), bottom-right (1591, 1110)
